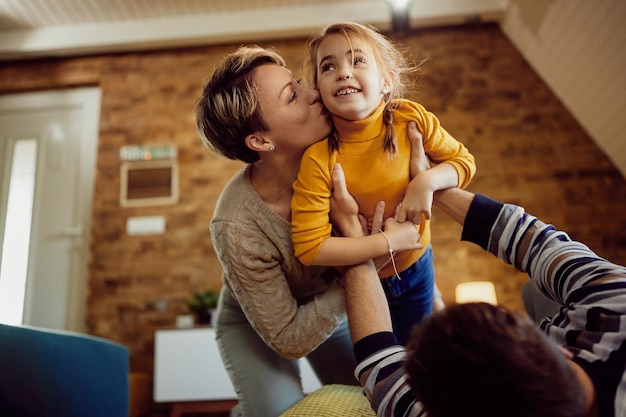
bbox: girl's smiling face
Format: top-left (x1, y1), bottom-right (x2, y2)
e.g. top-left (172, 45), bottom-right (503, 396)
top-left (315, 34), bottom-right (392, 121)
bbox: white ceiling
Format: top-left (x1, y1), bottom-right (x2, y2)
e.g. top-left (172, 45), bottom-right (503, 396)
top-left (0, 0), bottom-right (367, 30)
top-left (0, 0), bottom-right (506, 60)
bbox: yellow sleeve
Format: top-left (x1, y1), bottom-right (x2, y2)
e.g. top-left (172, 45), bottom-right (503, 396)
top-left (403, 100), bottom-right (477, 188)
top-left (291, 141), bottom-right (336, 265)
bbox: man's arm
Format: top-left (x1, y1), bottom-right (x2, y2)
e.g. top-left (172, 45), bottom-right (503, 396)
top-left (340, 185), bottom-right (478, 344)
top-left (331, 162), bottom-right (425, 417)
top-left (433, 187), bottom-right (474, 227)
top-left (344, 261), bottom-right (393, 344)
top-left (329, 162), bottom-right (393, 343)
top-left (329, 126), bottom-right (477, 343)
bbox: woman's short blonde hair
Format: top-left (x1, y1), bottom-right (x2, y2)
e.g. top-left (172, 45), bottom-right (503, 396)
top-left (196, 46), bottom-right (286, 163)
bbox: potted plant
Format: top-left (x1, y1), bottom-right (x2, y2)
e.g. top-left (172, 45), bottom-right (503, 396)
top-left (188, 289), bottom-right (219, 325)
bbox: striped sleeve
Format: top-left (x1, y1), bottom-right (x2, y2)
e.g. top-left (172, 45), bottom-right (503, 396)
top-left (463, 193), bottom-right (626, 417)
top-left (354, 332), bottom-right (426, 416)
top-left (462, 194), bottom-right (626, 304)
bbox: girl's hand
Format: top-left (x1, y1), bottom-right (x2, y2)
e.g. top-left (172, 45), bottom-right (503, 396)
top-left (398, 174), bottom-right (433, 225)
top-left (383, 216), bottom-right (423, 253)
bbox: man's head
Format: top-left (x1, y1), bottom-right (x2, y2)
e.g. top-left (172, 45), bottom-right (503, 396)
top-left (405, 302), bottom-right (586, 417)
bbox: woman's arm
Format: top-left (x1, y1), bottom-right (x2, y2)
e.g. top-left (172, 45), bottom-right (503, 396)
top-left (213, 219), bottom-right (347, 359)
top-left (212, 168), bottom-right (347, 359)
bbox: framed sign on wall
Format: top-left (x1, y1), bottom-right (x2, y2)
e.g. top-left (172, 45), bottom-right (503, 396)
top-left (119, 145), bottom-right (178, 207)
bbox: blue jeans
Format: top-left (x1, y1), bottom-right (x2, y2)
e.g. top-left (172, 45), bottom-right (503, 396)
top-left (381, 245), bottom-right (435, 345)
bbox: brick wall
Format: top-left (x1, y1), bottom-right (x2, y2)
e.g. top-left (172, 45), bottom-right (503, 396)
top-left (1, 22), bottom-right (625, 403)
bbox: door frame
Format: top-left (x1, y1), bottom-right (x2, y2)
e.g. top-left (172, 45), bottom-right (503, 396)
top-left (0, 87), bottom-right (101, 331)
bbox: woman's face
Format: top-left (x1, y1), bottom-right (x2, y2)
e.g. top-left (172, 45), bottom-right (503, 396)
top-left (253, 64), bottom-right (332, 152)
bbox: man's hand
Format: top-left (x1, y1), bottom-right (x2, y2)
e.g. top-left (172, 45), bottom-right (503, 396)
top-left (397, 121), bottom-right (431, 227)
top-left (331, 164), bottom-right (415, 271)
top-left (408, 121), bottom-right (431, 179)
top-left (330, 163), bottom-right (364, 237)
top-left (330, 164), bottom-right (389, 275)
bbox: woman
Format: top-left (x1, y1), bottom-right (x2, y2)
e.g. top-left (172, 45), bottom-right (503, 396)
top-left (196, 46), bottom-right (356, 416)
top-left (196, 46), bottom-right (427, 416)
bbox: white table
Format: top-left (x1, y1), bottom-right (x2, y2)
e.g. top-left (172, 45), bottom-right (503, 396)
top-left (153, 327), bottom-right (321, 416)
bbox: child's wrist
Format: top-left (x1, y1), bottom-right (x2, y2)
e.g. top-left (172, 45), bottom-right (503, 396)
top-left (379, 229), bottom-right (401, 279)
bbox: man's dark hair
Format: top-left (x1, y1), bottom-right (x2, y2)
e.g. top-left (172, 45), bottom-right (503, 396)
top-left (405, 302), bottom-right (586, 417)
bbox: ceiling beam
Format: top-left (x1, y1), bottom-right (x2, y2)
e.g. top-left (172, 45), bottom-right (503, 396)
top-left (0, 0), bottom-right (505, 61)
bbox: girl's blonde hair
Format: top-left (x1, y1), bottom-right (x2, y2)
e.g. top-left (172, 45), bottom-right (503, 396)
top-left (304, 21), bottom-right (420, 154)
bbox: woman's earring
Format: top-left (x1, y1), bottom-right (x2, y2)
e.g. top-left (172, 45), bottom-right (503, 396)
top-left (268, 145), bottom-right (275, 151)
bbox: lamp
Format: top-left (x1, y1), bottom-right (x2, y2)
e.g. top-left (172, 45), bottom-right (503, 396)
top-left (455, 281), bottom-right (498, 305)
top-left (386, 0), bottom-right (413, 32)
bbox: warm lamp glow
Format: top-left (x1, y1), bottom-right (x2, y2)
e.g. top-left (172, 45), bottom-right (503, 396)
top-left (455, 281), bottom-right (498, 305)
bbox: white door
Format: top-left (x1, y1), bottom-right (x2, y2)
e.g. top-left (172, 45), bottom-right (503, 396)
top-left (0, 88), bottom-right (100, 332)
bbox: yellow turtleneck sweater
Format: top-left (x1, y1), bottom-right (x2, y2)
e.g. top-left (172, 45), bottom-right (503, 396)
top-left (292, 99), bottom-right (476, 278)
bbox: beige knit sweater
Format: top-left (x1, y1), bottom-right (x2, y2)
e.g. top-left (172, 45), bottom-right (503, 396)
top-left (210, 165), bottom-right (347, 359)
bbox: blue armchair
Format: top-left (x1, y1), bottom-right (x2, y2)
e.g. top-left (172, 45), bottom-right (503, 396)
top-left (0, 323), bottom-right (129, 417)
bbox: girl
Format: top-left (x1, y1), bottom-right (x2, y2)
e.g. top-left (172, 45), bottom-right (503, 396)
top-left (292, 22), bottom-right (476, 344)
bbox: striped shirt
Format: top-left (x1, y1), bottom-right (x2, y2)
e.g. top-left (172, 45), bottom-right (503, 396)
top-left (354, 194), bottom-right (626, 417)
